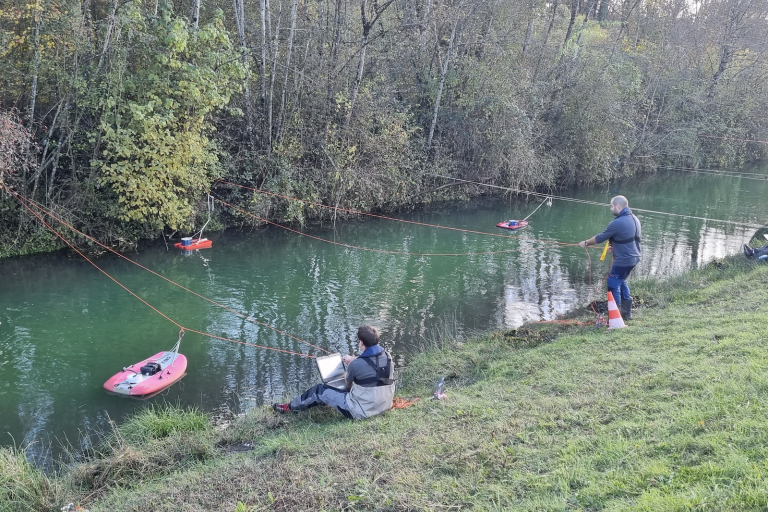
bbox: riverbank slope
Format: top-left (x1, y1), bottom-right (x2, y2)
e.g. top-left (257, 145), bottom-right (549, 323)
top-left (5, 249), bottom-right (768, 511)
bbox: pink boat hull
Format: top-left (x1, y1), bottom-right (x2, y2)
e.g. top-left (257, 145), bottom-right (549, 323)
top-left (103, 351), bottom-right (187, 397)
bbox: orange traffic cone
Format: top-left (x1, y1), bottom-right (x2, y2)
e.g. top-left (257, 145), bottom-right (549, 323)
top-left (606, 291), bottom-right (626, 329)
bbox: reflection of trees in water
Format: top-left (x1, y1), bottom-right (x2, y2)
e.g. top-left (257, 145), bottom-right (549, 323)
top-left (501, 238), bottom-right (583, 327)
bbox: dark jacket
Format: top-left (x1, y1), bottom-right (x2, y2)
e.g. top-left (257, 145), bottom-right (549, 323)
top-left (595, 207), bottom-right (641, 267)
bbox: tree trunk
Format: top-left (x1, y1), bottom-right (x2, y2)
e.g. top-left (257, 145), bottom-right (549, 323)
top-left (286, 0), bottom-right (316, 137)
top-left (597, 0), bottom-right (609, 21)
top-left (233, 0), bottom-right (255, 149)
top-left (574, 0), bottom-right (598, 49)
top-left (522, 17), bottom-right (535, 57)
top-left (267, 0), bottom-right (282, 146)
top-left (346, 0), bottom-right (396, 128)
top-left (191, 0), bottom-right (200, 30)
top-left (259, 0), bottom-right (267, 109)
top-left (426, 0), bottom-right (487, 150)
top-left (607, 0), bottom-right (640, 63)
top-left (96, 0), bottom-right (118, 76)
top-left (545, 0), bottom-right (559, 44)
top-left (426, 19), bottom-right (458, 149)
top-left (276, 0), bottom-right (299, 142)
top-left (563, 0), bottom-right (578, 45)
top-left (28, 0), bottom-right (41, 127)
top-left (419, 0), bottom-right (433, 53)
top-left (32, 99), bottom-right (64, 200)
top-left (81, 0), bottom-right (93, 45)
top-left (533, 0), bottom-right (558, 80)
top-left (346, 0), bottom-right (371, 129)
top-left (325, 0), bottom-right (343, 133)
top-left (710, 1), bottom-right (743, 97)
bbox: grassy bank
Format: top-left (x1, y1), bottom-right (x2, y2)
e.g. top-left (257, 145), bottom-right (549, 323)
top-left (5, 252), bottom-right (768, 511)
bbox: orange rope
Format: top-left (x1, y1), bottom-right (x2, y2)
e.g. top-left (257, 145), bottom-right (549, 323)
top-left (392, 397), bottom-right (420, 409)
top-left (214, 195), bottom-right (555, 256)
top-left (17, 193), bottom-right (329, 354)
top-left (215, 180), bottom-right (579, 248)
top-left (215, 185), bottom-right (614, 322)
top-left (10, 189), bottom-right (317, 359)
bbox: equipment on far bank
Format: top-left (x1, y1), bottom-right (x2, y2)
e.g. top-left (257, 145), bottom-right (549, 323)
top-left (174, 194), bottom-right (214, 251)
top-left (496, 220), bottom-right (528, 230)
top-left (104, 330), bottom-right (187, 398)
top-left (495, 196), bottom-right (553, 231)
top-left (606, 292), bottom-right (626, 329)
top-left (174, 237), bottom-right (212, 250)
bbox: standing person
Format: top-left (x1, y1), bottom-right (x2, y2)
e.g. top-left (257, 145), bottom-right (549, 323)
top-left (578, 195), bottom-right (642, 320)
top-left (272, 325), bottom-right (395, 419)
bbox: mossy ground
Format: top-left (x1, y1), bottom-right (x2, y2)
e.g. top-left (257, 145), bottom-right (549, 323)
top-left (5, 253), bottom-right (768, 511)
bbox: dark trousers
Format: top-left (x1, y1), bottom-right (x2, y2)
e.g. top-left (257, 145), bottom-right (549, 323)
top-left (289, 383), bottom-right (354, 419)
top-left (607, 265), bottom-right (635, 306)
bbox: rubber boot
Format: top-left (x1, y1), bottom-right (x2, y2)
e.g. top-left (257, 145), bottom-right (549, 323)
top-left (620, 297), bottom-right (633, 320)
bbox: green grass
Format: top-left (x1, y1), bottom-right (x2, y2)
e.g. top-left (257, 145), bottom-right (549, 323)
top-left (63, 405), bottom-right (216, 504)
top-left (0, 447), bottom-right (60, 512)
top-left (116, 404), bottom-right (211, 444)
top-left (10, 254), bottom-right (768, 511)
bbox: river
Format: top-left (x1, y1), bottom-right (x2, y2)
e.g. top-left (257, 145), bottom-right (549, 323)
top-left (1, 168), bottom-right (766, 463)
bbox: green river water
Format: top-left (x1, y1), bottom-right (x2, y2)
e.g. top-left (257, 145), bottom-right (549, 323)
top-left (1, 168), bottom-right (767, 462)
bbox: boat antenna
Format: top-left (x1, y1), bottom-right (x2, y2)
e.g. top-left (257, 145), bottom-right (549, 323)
top-left (522, 196), bottom-right (551, 222)
top-left (192, 195), bottom-right (214, 240)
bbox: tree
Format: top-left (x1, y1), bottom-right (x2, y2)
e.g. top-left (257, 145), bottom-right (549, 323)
top-left (0, 108), bottom-right (36, 190)
top-left (345, 0), bottom-right (395, 128)
top-left (95, 3), bottom-right (245, 230)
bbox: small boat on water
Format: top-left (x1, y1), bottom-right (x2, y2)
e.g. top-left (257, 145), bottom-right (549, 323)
top-left (104, 335), bottom-right (187, 397)
top-left (496, 220), bottom-right (528, 230)
top-left (174, 237), bottom-right (212, 250)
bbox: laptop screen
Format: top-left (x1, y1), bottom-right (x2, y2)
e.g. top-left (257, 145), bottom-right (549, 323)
top-left (316, 353), bottom-right (346, 382)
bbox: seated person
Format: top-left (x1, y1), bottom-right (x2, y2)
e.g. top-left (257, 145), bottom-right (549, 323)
top-left (743, 243), bottom-right (768, 260)
top-left (272, 325), bottom-right (395, 420)
top-left (507, 220), bottom-right (517, 226)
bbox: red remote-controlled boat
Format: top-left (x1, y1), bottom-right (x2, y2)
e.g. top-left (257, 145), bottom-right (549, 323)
top-left (174, 237), bottom-right (212, 250)
top-left (496, 220), bottom-right (528, 230)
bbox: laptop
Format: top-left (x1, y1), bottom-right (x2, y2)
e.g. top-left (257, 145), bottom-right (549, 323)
top-left (315, 352), bottom-right (348, 391)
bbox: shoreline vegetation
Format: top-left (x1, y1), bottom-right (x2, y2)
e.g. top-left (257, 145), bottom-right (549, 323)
top-left (5, 241), bottom-right (768, 511)
top-left (3, 0), bottom-right (768, 258)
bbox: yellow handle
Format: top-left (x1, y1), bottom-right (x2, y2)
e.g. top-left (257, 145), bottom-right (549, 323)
top-left (600, 241), bottom-right (610, 261)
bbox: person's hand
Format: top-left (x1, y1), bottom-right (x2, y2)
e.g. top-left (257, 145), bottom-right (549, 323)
top-left (342, 355), bottom-right (355, 365)
top-left (579, 241), bottom-right (587, 249)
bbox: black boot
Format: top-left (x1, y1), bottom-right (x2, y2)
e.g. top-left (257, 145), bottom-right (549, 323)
top-left (620, 297), bottom-right (633, 320)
